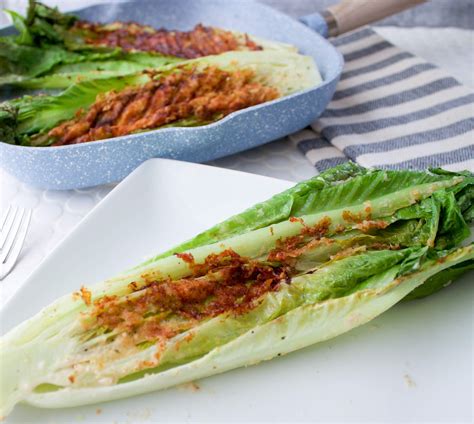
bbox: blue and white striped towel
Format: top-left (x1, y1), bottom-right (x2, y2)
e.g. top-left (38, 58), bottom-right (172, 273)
top-left (290, 27), bottom-right (474, 172)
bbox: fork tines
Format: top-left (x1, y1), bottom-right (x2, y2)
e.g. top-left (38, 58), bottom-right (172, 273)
top-left (0, 206), bottom-right (32, 280)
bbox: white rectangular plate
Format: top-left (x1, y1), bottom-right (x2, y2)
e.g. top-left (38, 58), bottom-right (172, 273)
top-left (1, 159), bottom-right (472, 423)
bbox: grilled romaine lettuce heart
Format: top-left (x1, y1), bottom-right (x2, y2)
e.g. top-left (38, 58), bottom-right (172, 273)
top-left (1, 164), bottom-right (472, 416)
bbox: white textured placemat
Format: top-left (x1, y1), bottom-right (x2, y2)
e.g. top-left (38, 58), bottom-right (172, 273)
top-left (0, 12), bottom-right (473, 306)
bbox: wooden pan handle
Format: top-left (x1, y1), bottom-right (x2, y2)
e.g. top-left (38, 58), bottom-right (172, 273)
top-left (324, 0), bottom-right (426, 37)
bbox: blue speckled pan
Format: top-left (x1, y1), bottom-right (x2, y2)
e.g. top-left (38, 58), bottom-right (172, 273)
top-left (0, 0), bottom-right (417, 189)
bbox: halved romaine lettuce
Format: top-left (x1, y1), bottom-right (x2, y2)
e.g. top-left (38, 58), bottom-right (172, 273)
top-left (0, 1), bottom-right (298, 88)
top-left (0, 165), bottom-right (472, 416)
top-left (3, 245), bottom-right (471, 414)
top-left (0, 49), bottom-right (321, 145)
top-left (146, 165), bottom-right (472, 261)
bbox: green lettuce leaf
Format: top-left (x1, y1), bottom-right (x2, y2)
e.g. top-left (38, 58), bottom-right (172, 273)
top-left (15, 0), bottom-right (76, 46)
top-left (0, 39), bottom-right (78, 82)
top-left (4, 10), bottom-right (34, 45)
top-left (13, 54), bottom-right (182, 89)
top-left (404, 260), bottom-right (474, 300)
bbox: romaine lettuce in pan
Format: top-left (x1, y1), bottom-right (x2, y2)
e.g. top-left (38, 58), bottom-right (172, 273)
top-left (0, 49), bottom-right (322, 146)
top-left (0, 164), bottom-right (472, 416)
top-left (0, 1), bottom-right (296, 88)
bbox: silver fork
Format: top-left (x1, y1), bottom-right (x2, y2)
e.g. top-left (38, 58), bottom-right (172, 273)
top-left (0, 206), bottom-right (32, 280)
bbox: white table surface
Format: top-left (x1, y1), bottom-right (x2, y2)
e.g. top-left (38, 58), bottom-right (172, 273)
top-left (0, 1), bottom-right (473, 307)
